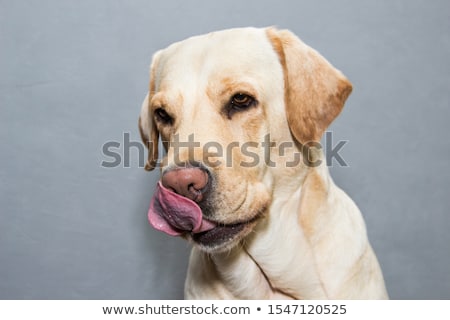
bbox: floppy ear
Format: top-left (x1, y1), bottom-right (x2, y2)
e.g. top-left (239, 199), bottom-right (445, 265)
top-left (138, 52), bottom-right (161, 171)
top-left (138, 93), bottom-right (158, 171)
top-left (266, 28), bottom-right (352, 144)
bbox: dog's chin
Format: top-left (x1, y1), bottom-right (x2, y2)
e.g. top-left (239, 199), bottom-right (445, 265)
top-left (189, 219), bottom-right (259, 253)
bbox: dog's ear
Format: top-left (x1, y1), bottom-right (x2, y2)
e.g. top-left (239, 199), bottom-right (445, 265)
top-left (266, 28), bottom-right (352, 144)
top-left (138, 52), bottom-right (161, 171)
top-left (138, 93), bottom-right (158, 171)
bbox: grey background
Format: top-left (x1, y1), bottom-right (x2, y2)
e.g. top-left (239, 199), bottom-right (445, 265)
top-left (1, 0), bottom-right (449, 299)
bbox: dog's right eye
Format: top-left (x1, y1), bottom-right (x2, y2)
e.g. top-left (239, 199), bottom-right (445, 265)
top-left (154, 108), bottom-right (173, 125)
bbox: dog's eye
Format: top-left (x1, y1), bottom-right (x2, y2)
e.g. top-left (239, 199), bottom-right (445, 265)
top-left (227, 93), bottom-right (256, 118)
top-left (231, 93), bottom-right (254, 109)
top-left (154, 108), bottom-right (173, 125)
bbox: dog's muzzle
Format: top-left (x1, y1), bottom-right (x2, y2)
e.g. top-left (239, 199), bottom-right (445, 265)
top-left (148, 165), bottom-right (217, 236)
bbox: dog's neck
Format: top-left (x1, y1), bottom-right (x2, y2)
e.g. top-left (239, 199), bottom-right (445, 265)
top-left (190, 154), bottom-right (385, 299)
top-left (210, 161), bottom-right (333, 299)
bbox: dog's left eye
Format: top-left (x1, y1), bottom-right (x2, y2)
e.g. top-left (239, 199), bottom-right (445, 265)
top-left (231, 93), bottom-right (254, 108)
top-left (227, 93), bottom-right (256, 118)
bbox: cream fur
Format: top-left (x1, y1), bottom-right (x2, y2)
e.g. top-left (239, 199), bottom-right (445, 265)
top-left (139, 27), bottom-right (388, 299)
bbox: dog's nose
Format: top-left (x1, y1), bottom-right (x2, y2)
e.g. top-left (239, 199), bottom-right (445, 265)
top-left (161, 167), bottom-right (209, 203)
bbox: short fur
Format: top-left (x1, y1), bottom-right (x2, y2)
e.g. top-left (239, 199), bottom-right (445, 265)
top-left (139, 27), bottom-right (388, 299)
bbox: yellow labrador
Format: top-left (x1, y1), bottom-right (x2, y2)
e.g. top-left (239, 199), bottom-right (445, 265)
top-left (139, 27), bottom-right (388, 299)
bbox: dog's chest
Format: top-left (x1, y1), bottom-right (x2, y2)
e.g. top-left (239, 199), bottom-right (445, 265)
top-left (243, 190), bottom-right (328, 299)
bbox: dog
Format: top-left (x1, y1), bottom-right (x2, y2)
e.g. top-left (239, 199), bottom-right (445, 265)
top-left (138, 27), bottom-right (388, 299)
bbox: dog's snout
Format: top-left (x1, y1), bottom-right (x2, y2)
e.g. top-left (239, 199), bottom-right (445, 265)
top-left (161, 167), bottom-right (209, 203)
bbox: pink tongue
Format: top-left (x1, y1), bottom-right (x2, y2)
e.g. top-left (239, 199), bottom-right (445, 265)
top-left (148, 181), bottom-right (217, 236)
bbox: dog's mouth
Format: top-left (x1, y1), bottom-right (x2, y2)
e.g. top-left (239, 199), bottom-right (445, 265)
top-left (190, 216), bottom-right (260, 252)
top-left (147, 181), bottom-right (261, 251)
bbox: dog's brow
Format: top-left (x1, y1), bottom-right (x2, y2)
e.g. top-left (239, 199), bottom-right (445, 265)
top-left (213, 80), bottom-right (258, 99)
top-left (150, 91), bottom-right (184, 110)
top-left (150, 93), bottom-right (167, 109)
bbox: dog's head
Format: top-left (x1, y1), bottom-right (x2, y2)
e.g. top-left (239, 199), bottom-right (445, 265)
top-left (139, 27), bottom-right (352, 253)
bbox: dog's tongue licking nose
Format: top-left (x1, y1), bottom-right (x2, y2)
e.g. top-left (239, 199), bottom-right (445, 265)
top-left (148, 181), bottom-right (216, 236)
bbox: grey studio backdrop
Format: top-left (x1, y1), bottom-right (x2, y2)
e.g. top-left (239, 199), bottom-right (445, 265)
top-left (1, 0), bottom-right (449, 299)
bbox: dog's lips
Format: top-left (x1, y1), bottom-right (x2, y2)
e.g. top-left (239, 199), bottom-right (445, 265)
top-left (191, 211), bottom-right (263, 250)
top-left (148, 181), bottom-right (261, 249)
top-left (191, 222), bottom-right (247, 247)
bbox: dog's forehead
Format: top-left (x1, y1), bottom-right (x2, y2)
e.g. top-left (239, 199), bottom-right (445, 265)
top-left (154, 28), bottom-right (280, 91)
